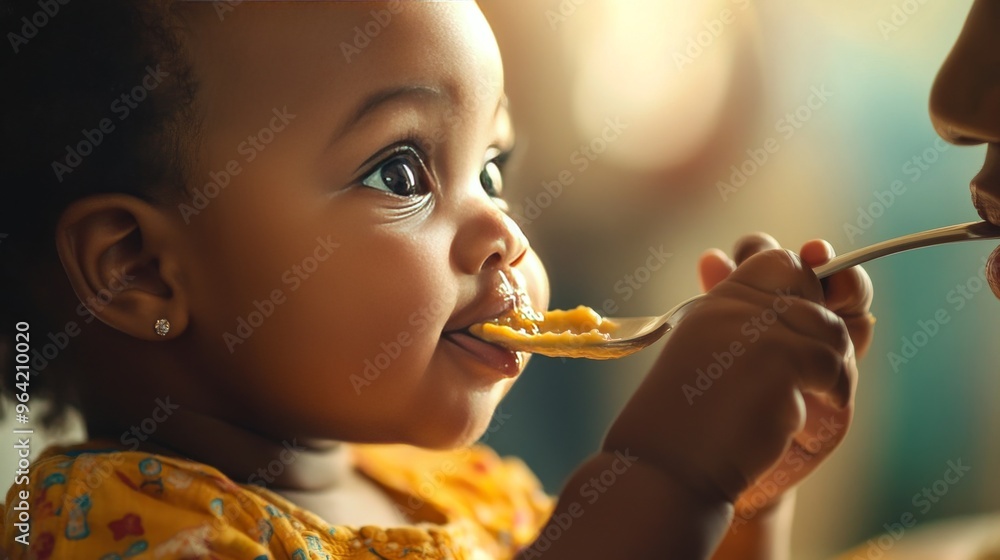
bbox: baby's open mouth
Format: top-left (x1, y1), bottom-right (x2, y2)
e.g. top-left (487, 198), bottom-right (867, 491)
top-left (467, 270), bottom-right (621, 359)
top-left (442, 328), bottom-right (522, 378)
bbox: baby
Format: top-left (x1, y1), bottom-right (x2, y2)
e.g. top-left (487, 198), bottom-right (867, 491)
top-left (0, 1), bottom-right (873, 559)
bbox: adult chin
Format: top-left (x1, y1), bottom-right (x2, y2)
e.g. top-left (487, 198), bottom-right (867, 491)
top-left (987, 245), bottom-right (1000, 299)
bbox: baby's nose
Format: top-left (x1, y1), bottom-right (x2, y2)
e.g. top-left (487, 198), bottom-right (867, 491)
top-left (480, 212), bottom-right (529, 272)
top-left (454, 198), bottom-right (529, 275)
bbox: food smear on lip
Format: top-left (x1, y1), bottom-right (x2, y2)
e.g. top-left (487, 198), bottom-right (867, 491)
top-left (469, 270), bottom-right (627, 359)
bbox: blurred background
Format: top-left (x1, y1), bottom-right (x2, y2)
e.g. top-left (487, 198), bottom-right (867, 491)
top-left (3, 1), bottom-right (998, 558)
top-left (476, 0), bottom-right (998, 558)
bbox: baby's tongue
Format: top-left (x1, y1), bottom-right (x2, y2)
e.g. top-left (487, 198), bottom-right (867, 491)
top-left (988, 245), bottom-right (1000, 299)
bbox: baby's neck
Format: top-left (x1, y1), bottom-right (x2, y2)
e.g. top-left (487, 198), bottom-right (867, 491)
top-left (94, 408), bottom-right (408, 526)
top-left (106, 408), bottom-right (351, 490)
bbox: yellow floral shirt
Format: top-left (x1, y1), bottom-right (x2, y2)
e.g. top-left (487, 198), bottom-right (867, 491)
top-left (1, 440), bottom-right (553, 559)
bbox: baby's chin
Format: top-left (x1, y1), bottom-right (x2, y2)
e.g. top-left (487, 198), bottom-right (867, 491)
top-left (988, 245), bottom-right (1000, 299)
top-left (405, 387), bottom-right (513, 450)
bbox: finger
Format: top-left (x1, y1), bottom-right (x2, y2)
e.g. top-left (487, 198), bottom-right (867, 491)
top-left (796, 393), bottom-right (851, 451)
top-left (823, 267), bottom-right (875, 357)
top-left (799, 239), bottom-right (873, 315)
top-left (823, 265), bottom-right (874, 318)
top-left (800, 333), bottom-right (858, 414)
top-left (747, 294), bottom-right (853, 405)
top-left (799, 239), bottom-right (876, 357)
top-left (799, 239), bottom-right (835, 267)
top-left (700, 292), bottom-right (852, 404)
top-left (787, 330), bottom-right (853, 409)
top-left (786, 397), bottom-right (850, 468)
top-left (780, 301), bottom-right (854, 405)
top-left (842, 313), bottom-right (875, 358)
top-left (698, 249), bottom-right (737, 292)
top-left (734, 233), bottom-right (781, 265)
top-left (721, 248), bottom-right (825, 305)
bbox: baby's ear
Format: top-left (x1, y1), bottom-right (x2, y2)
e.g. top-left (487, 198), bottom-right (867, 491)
top-left (54, 194), bottom-right (190, 341)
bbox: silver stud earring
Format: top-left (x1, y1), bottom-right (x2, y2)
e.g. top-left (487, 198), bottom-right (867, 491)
top-left (154, 318), bottom-right (171, 337)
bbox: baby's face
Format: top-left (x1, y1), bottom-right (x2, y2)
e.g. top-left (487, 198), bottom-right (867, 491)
top-left (930, 0), bottom-right (1000, 294)
top-left (176, 2), bottom-right (548, 447)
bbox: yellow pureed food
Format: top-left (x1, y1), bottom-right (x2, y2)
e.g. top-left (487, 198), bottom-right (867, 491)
top-left (469, 271), bottom-right (625, 359)
top-left (470, 305), bottom-right (623, 359)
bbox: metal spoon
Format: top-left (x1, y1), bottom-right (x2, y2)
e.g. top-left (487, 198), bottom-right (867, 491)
top-left (481, 220), bottom-right (1000, 360)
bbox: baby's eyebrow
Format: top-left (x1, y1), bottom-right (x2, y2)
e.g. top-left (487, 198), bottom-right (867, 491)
top-left (329, 85), bottom-right (446, 148)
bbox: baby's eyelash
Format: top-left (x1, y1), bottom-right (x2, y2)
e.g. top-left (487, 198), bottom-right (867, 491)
top-left (490, 147), bottom-right (513, 167)
top-left (353, 138), bottom-right (431, 180)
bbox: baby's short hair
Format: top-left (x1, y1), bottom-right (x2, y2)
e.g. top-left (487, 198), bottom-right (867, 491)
top-left (0, 0), bottom-right (202, 427)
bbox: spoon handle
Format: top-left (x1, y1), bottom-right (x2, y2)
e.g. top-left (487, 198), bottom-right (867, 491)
top-left (812, 220), bottom-right (1000, 279)
top-left (664, 220), bottom-right (1000, 337)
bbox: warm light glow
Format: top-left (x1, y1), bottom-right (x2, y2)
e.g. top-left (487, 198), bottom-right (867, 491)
top-left (567, 0), bottom-right (757, 169)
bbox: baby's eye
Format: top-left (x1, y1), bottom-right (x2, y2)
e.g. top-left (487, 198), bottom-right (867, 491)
top-left (481, 149), bottom-right (512, 203)
top-left (480, 160), bottom-right (503, 199)
top-left (360, 149), bottom-right (428, 197)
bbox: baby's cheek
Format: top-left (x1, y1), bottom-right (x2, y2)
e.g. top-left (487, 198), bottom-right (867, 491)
top-left (988, 245), bottom-right (1000, 299)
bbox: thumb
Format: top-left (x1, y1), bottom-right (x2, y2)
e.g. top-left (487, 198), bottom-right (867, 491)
top-left (698, 249), bottom-right (736, 292)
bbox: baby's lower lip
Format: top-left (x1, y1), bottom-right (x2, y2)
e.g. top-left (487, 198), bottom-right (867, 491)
top-left (443, 331), bottom-right (522, 378)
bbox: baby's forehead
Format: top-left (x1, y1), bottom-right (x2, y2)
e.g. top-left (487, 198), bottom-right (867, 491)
top-left (179, 2), bottom-right (505, 125)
